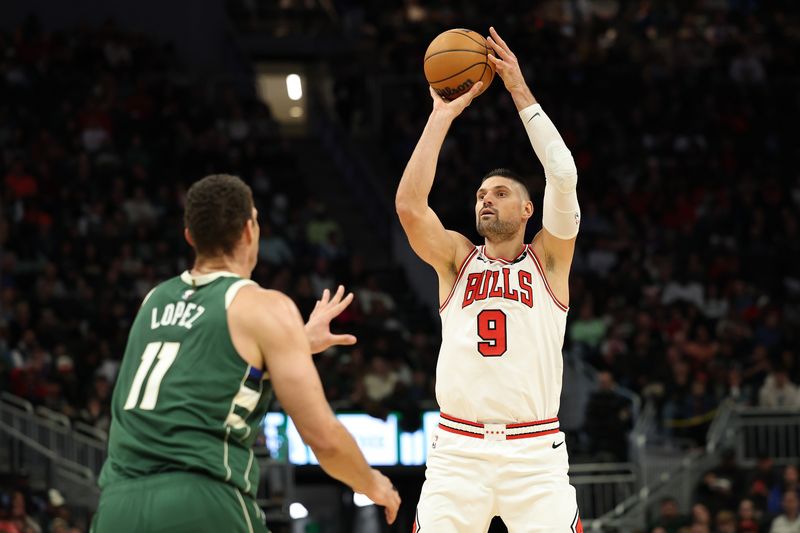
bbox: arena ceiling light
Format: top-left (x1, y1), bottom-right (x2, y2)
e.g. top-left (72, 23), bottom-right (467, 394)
top-left (256, 64), bottom-right (308, 132)
top-left (286, 74), bottom-right (303, 101)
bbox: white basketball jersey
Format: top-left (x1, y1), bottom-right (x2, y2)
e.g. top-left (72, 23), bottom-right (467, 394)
top-left (436, 244), bottom-right (568, 423)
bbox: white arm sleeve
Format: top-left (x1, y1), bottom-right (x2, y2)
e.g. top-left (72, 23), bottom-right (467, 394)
top-left (520, 103), bottom-right (581, 240)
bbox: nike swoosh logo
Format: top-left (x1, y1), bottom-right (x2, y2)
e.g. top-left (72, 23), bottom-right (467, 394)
top-left (527, 112), bottom-right (541, 123)
top-left (552, 441), bottom-right (564, 449)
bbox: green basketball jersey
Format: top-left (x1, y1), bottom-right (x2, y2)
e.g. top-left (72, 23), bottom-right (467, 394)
top-left (99, 271), bottom-right (273, 499)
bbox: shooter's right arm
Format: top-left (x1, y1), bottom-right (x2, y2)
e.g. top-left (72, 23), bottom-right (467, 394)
top-left (395, 109), bottom-right (464, 274)
top-left (395, 85), bottom-right (483, 276)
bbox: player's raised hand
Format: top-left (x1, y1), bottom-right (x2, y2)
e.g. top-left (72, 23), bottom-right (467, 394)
top-left (486, 26), bottom-right (526, 92)
top-left (363, 469), bottom-right (401, 525)
top-left (429, 81), bottom-right (483, 119)
top-left (304, 285), bottom-right (357, 354)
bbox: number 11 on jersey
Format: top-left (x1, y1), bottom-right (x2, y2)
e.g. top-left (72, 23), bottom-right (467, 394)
top-left (124, 342), bottom-right (181, 410)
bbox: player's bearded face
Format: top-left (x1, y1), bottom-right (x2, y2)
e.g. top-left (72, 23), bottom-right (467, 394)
top-left (476, 209), bottom-right (519, 238)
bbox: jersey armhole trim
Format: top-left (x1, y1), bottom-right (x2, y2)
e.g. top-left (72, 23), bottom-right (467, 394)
top-left (225, 280), bottom-right (258, 310)
top-left (439, 246), bottom-right (478, 313)
top-left (526, 245), bottom-right (569, 312)
top-left (141, 287), bottom-right (157, 307)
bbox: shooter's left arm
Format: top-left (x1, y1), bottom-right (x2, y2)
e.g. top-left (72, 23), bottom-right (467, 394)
top-left (487, 27), bottom-right (580, 272)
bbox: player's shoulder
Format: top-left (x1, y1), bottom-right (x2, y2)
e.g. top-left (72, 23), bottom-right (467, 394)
top-left (139, 276), bottom-right (179, 306)
top-left (228, 286), bottom-right (301, 328)
top-left (229, 284), bottom-right (292, 309)
top-left (447, 230), bottom-right (477, 274)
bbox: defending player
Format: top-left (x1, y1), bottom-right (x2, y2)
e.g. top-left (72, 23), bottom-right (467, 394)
top-left (396, 27), bottom-right (582, 532)
top-left (92, 174), bottom-right (400, 532)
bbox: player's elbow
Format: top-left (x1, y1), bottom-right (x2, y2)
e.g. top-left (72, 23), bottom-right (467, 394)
top-left (304, 420), bottom-right (341, 458)
top-left (395, 197), bottom-right (423, 223)
top-left (308, 434), bottom-right (338, 458)
top-left (545, 142), bottom-right (578, 193)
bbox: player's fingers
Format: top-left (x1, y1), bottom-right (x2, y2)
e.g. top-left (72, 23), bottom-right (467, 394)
top-left (330, 334), bottom-right (357, 346)
top-left (465, 85), bottom-right (483, 106)
top-left (488, 54), bottom-right (510, 79)
top-left (461, 81), bottom-right (483, 103)
top-left (329, 284), bottom-right (346, 304)
top-left (384, 501), bottom-right (398, 525)
top-left (486, 36), bottom-right (510, 60)
top-left (320, 288), bottom-right (330, 304)
top-left (489, 26), bottom-right (511, 53)
top-left (331, 292), bottom-right (354, 314)
top-left (388, 490), bottom-right (401, 524)
top-left (429, 86), bottom-right (442, 101)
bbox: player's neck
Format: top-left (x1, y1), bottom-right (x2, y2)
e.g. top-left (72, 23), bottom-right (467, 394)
top-left (482, 239), bottom-right (526, 262)
top-left (191, 255), bottom-right (249, 279)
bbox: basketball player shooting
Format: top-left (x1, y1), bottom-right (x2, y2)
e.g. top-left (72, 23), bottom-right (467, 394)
top-left (395, 27), bottom-right (583, 532)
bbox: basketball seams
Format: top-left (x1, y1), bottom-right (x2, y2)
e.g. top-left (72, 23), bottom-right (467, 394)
top-left (424, 49), bottom-right (488, 63)
top-left (428, 62), bottom-right (490, 84)
top-left (424, 28), bottom-right (494, 99)
top-left (447, 29), bottom-right (489, 49)
top-left (478, 52), bottom-right (488, 87)
top-left (425, 31), bottom-right (488, 60)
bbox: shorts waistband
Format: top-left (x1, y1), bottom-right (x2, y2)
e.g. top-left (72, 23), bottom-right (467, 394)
top-left (101, 470), bottom-right (233, 494)
top-left (438, 412), bottom-right (560, 441)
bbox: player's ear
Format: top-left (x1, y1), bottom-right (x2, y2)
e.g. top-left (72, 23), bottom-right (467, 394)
top-left (243, 218), bottom-right (256, 245)
top-left (184, 228), bottom-right (195, 247)
top-left (523, 200), bottom-right (533, 220)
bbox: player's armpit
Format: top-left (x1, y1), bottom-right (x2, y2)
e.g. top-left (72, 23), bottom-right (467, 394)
top-left (538, 228), bottom-right (577, 272)
top-left (531, 232), bottom-right (573, 308)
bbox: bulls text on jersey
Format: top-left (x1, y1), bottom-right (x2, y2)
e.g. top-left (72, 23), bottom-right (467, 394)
top-left (462, 267), bottom-right (534, 308)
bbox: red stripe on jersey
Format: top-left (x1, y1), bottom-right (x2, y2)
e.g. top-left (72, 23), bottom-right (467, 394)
top-left (438, 423), bottom-right (483, 439)
top-left (439, 247), bottom-right (478, 313)
top-left (506, 416), bottom-right (559, 429)
top-left (506, 428), bottom-right (561, 440)
top-left (526, 245), bottom-right (569, 312)
top-left (440, 412), bottom-right (483, 428)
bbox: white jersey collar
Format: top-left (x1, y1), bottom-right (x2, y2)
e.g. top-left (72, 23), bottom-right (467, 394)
top-left (180, 270), bottom-right (240, 287)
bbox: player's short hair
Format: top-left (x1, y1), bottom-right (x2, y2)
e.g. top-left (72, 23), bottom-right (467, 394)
top-left (480, 168), bottom-right (531, 200)
top-left (184, 174), bottom-right (253, 256)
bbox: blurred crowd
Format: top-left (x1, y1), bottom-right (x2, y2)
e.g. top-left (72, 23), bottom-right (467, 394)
top-left (645, 454), bottom-right (800, 533)
top-left (0, 14), bottom-right (436, 455)
top-left (0, 482), bottom-right (79, 533)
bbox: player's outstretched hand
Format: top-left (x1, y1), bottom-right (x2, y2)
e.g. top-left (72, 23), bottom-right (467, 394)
top-left (304, 285), bottom-right (357, 354)
top-left (364, 469), bottom-right (401, 525)
top-left (429, 81), bottom-right (483, 119)
top-left (486, 26), bottom-right (526, 93)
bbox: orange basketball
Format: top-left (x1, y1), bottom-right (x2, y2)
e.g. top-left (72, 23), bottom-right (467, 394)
top-left (424, 29), bottom-right (495, 101)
